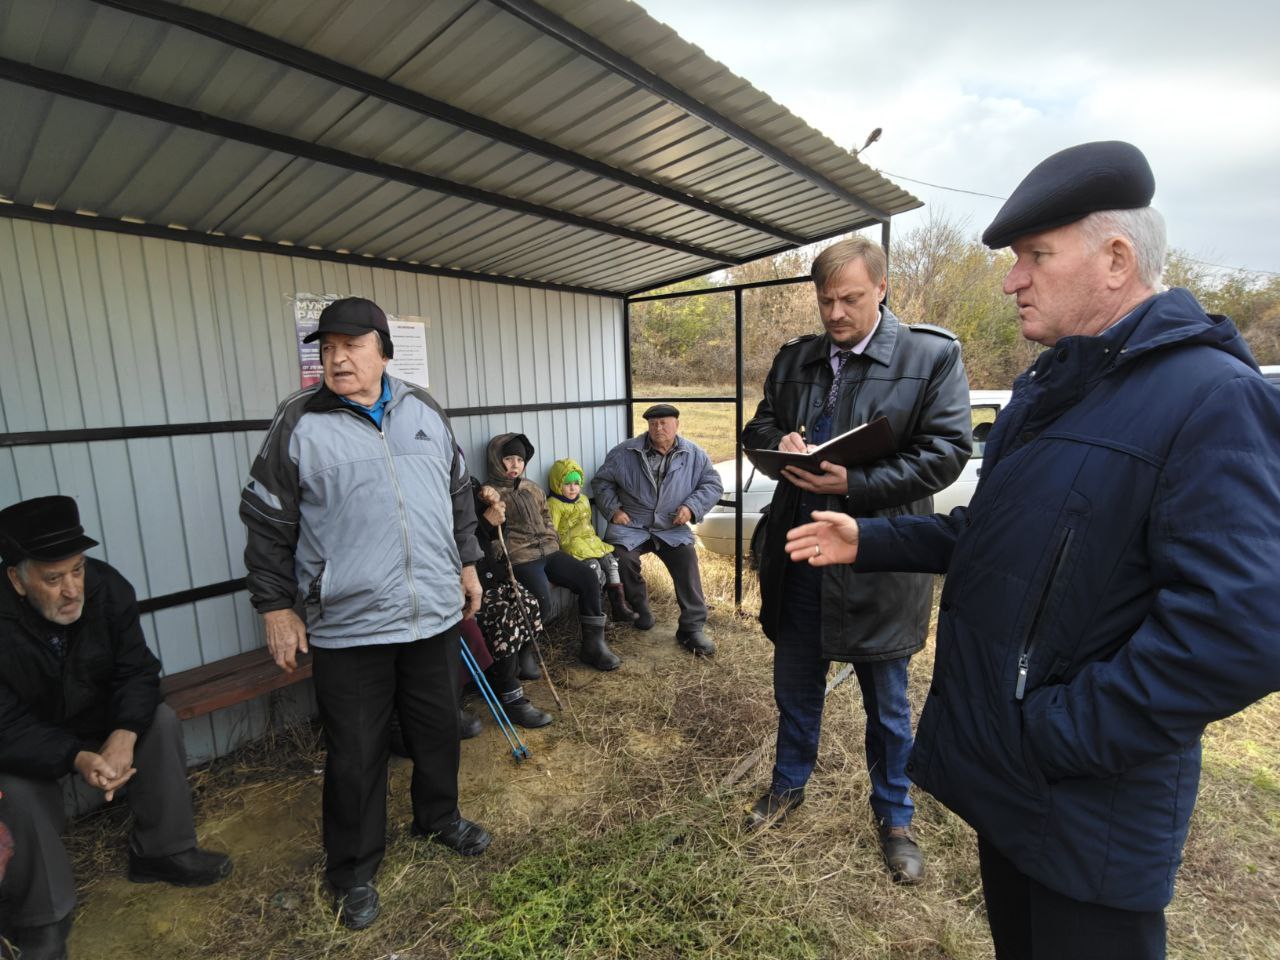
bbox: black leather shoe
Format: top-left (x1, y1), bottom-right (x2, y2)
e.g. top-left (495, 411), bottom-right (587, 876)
top-left (459, 707), bottom-right (483, 739)
top-left (333, 883), bottom-right (380, 930)
top-left (128, 846), bottom-right (233, 886)
top-left (880, 825), bottom-right (925, 884)
top-left (8, 914), bottom-right (72, 960)
top-left (676, 629), bottom-right (716, 657)
top-left (744, 791), bottom-right (804, 831)
top-left (413, 816), bottom-right (491, 856)
top-left (504, 698), bottom-right (553, 728)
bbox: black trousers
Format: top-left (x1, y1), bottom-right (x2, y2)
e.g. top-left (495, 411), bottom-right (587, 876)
top-left (978, 835), bottom-right (1166, 960)
top-left (0, 704), bottom-right (197, 927)
top-left (311, 628), bottom-right (461, 890)
top-left (512, 550), bottom-right (604, 620)
top-left (613, 540), bottom-right (707, 629)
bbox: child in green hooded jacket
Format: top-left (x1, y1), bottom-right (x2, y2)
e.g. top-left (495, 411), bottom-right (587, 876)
top-left (547, 457), bottom-right (637, 624)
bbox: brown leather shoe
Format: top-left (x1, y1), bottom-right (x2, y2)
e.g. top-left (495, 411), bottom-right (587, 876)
top-left (880, 825), bottom-right (925, 884)
top-left (744, 790), bottom-right (804, 831)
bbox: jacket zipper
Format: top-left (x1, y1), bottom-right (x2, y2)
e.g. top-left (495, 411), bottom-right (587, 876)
top-left (377, 419), bottom-right (422, 634)
top-left (1015, 525), bottom-right (1074, 700)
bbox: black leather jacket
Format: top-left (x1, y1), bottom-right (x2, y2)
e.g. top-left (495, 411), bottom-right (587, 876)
top-left (742, 306), bottom-right (972, 661)
top-left (0, 559), bottom-right (161, 779)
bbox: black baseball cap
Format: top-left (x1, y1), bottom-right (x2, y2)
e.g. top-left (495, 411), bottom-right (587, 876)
top-left (303, 297), bottom-right (394, 358)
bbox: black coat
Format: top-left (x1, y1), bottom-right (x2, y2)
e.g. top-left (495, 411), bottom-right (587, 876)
top-left (742, 307), bottom-right (972, 661)
top-left (0, 559), bottom-right (161, 780)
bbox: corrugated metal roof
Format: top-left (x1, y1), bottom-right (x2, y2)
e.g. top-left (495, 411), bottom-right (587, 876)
top-left (0, 0), bottom-right (921, 295)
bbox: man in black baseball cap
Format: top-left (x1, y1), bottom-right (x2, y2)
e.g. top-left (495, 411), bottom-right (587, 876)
top-left (1, 496), bottom-right (232, 960)
top-left (302, 296), bottom-right (394, 359)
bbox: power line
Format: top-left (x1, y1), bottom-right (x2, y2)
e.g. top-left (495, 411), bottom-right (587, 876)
top-left (1180, 256), bottom-right (1280, 278)
top-left (880, 165), bottom-right (1280, 276)
top-left (876, 169), bottom-right (1007, 201)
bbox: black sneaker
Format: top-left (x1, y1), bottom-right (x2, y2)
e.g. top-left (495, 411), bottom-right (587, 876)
top-left (128, 846), bottom-right (233, 886)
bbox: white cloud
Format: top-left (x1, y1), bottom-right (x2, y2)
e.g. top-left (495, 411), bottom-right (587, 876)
top-left (638, 0), bottom-right (1280, 274)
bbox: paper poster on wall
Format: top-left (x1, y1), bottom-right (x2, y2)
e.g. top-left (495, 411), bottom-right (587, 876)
top-left (386, 318), bottom-right (430, 389)
top-left (293, 295), bottom-right (430, 389)
top-left (293, 293), bottom-right (332, 388)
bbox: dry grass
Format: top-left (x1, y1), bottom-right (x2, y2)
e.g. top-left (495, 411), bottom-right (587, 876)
top-left (62, 554), bottom-right (1279, 958)
top-left (58, 390), bottom-right (1280, 957)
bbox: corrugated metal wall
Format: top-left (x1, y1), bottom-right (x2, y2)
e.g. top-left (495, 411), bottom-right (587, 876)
top-left (0, 217), bottom-right (627, 762)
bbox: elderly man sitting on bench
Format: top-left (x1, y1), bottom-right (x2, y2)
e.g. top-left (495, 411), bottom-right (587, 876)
top-left (0, 496), bottom-right (231, 960)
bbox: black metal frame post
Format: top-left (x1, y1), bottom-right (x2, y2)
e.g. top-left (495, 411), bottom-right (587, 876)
top-left (734, 287), bottom-right (745, 606)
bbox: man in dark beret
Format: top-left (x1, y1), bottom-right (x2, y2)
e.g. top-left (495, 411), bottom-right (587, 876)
top-left (0, 496), bottom-right (231, 960)
top-left (783, 141), bottom-right (1280, 959)
top-left (593, 404), bottom-right (723, 655)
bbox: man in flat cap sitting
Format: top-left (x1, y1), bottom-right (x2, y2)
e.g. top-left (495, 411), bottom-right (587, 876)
top-left (0, 496), bottom-right (231, 960)
top-left (783, 141), bottom-right (1280, 959)
top-left (593, 404), bottom-right (723, 656)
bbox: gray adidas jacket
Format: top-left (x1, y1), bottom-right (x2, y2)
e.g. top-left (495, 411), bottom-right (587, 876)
top-left (240, 376), bottom-right (482, 648)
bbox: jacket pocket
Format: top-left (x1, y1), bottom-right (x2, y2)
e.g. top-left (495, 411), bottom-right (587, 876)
top-left (1014, 520), bottom-right (1079, 701)
top-left (304, 560), bottom-right (327, 622)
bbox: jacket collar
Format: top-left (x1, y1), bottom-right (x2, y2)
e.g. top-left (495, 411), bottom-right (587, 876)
top-left (797, 305), bottom-right (901, 369)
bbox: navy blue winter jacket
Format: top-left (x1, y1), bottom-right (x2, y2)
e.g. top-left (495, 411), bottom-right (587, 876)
top-left (856, 288), bottom-right (1280, 910)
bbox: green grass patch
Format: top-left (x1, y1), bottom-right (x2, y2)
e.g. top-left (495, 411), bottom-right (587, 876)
top-left (453, 808), bottom-right (829, 960)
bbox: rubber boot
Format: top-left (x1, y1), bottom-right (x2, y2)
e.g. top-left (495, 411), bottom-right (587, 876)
top-left (500, 686), bottom-right (553, 728)
top-left (632, 601), bottom-right (655, 630)
top-left (577, 615), bottom-right (621, 671)
top-left (517, 642), bottom-right (541, 681)
top-left (606, 583), bottom-right (638, 623)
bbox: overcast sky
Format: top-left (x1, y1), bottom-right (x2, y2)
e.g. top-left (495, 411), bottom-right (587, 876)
top-left (638, 0), bottom-right (1280, 278)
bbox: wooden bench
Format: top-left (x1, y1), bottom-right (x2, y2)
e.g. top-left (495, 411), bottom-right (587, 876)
top-left (160, 647), bottom-right (312, 720)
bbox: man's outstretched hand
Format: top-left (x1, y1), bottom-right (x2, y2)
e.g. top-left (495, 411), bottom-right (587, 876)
top-left (785, 510), bottom-right (861, 566)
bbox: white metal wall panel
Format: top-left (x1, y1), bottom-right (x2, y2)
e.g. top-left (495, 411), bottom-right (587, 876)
top-left (0, 217), bottom-right (625, 761)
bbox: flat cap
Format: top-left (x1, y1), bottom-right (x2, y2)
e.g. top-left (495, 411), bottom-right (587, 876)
top-left (642, 403), bottom-right (680, 420)
top-left (982, 141), bottom-right (1155, 249)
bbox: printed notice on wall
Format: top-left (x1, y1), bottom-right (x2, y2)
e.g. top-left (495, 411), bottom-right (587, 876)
top-left (293, 294), bottom-right (430, 389)
top-left (386, 318), bottom-right (430, 389)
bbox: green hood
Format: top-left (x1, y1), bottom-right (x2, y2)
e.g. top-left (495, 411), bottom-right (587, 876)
top-left (547, 457), bottom-right (585, 496)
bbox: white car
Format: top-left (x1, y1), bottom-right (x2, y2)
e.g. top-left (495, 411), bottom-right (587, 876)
top-left (695, 390), bottom-right (1013, 558)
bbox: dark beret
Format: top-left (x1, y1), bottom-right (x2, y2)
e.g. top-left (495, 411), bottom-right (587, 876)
top-left (642, 403), bottom-right (680, 420)
top-left (982, 141), bottom-right (1155, 249)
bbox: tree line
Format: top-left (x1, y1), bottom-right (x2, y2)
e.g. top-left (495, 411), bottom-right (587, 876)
top-left (630, 214), bottom-right (1280, 391)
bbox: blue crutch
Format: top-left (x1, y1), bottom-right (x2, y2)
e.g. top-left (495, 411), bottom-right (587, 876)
top-left (459, 635), bottom-right (530, 761)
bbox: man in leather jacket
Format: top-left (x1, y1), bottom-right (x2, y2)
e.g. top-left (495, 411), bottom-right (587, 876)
top-left (0, 496), bottom-right (231, 960)
top-left (741, 236), bottom-right (971, 884)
